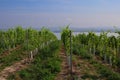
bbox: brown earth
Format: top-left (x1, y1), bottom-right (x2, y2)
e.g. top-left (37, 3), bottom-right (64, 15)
top-left (0, 58), bottom-right (31, 80)
top-left (55, 47), bottom-right (82, 80)
top-left (0, 45), bottom-right (21, 58)
top-left (55, 47), bottom-right (107, 80)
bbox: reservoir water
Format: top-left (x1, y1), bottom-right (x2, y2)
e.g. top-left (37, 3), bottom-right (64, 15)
top-left (54, 32), bottom-right (119, 40)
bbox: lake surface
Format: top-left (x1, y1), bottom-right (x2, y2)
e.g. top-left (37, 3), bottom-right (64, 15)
top-left (54, 32), bottom-right (119, 40)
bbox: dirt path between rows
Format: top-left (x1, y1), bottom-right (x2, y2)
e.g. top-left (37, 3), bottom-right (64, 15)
top-left (0, 45), bottom-right (21, 58)
top-left (55, 46), bottom-right (108, 80)
top-left (0, 58), bottom-right (30, 80)
top-left (55, 47), bottom-right (81, 80)
top-left (55, 47), bottom-right (69, 80)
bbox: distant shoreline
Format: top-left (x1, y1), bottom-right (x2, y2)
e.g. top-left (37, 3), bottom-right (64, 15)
top-left (0, 27), bottom-right (119, 32)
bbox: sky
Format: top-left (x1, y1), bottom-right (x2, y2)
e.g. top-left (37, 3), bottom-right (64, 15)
top-left (0, 0), bottom-right (120, 29)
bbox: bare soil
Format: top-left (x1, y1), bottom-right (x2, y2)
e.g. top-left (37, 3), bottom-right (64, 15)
top-left (55, 47), bottom-right (82, 80)
top-left (55, 47), bottom-right (107, 80)
top-left (0, 45), bottom-right (21, 58)
top-left (0, 58), bottom-right (30, 80)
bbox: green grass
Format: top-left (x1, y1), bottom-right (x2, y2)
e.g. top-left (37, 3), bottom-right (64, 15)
top-left (8, 40), bottom-right (61, 80)
top-left (0, 48), bottom-right (28, 71)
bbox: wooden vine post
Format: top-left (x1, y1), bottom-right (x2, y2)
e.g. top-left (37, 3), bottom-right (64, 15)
top-left (70, 30), bottom-right (72, 79)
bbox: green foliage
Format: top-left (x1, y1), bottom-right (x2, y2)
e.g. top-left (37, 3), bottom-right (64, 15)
top-left (116, 58), bottom-right (120, 67)
top-left (108, 72), bottom-right (120, 80)
top-left (0, 26), bottom-right (59, 80)
top-left (72, 42), bottom-right (81, 54)
top-left (0, 26), bottom-right (58, 54)
top-left (73, 31), bottom-right (120, 67)
top-left (72, 30), bottom-right (120, 79)
top-left (0, 48), bottom-right (27, 71)
top-left (81, 73), bottom-right (98, 80)
top-left (72, 42), bottom-right (93, 60)
top-left (8, 40), bottom-right (61, 80)
top-left (61, 26), bottom-right (72, 55)
top-left (43, 58), bottom-right (61, 73)
top-left (91, 60), bottom-right (120, 80)
top-left (0, 26), bottom-right (25, 53)
top-left (49, 40), bottom-right (60, 51)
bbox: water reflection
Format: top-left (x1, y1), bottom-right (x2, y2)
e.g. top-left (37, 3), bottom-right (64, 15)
top-left (54, 32), bottom-right (119, 40)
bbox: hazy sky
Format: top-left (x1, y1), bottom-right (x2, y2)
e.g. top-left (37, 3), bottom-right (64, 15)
top-left (0, 0), bottom-right (120, 29)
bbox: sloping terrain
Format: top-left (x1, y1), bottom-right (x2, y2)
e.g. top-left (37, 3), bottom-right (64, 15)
top-left (0, 58), bottom-right (30, 80)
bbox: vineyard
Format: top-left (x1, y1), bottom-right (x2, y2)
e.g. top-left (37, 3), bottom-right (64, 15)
top-left (0, 26), bottom-right (120, 80)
